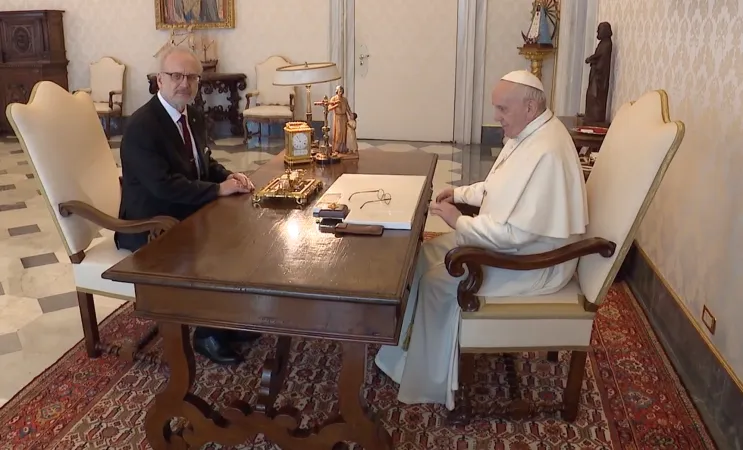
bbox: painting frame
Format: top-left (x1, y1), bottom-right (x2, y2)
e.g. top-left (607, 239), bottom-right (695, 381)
top-left (155, 0), bottom-right (236, 30)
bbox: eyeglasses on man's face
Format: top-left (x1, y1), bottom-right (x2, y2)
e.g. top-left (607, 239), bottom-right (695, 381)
top-left (162, 72), bottom-right (201, 84)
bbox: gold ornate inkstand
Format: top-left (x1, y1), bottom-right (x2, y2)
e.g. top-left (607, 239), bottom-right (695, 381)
top-left (252, 168), bottom-right (323, 207)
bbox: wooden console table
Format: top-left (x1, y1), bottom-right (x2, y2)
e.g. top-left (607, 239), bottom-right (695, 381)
top-left (147, 72), bottom-right (246, 140)
top-left (558, 115), bottom-right (608, 152)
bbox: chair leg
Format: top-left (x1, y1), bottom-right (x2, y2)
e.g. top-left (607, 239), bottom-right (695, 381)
top-left (547, 351), bottom-right (559, 362)
top-left (447, 352), bottom-right (475, 426)
top-left (77, 291), bottom-right (101, 358)
top-left (562, 350), bottom-right (588, 422)
top-left (105, 116), bottom-right (112, 139)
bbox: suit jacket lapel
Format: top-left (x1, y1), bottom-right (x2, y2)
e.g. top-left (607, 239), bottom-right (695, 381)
top-left (187, 106), bottom-right (209, 179)
top-left (150, 96), bottom-right (188, 162)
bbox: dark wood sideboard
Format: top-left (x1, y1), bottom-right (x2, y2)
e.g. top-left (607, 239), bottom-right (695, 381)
top-left (0, 10), bottom-right (69, 134)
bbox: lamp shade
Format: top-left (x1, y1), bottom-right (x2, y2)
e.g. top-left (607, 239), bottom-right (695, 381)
top-left (273, 62), bottom-right (341, 86)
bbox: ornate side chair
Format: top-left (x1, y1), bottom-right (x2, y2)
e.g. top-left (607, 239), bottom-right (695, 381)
top-left (75, 56), bottom-right (125, 138)
top-left (447, 90), bottom-right (685, 424)
top-left (242, 55), bottom-right (296, 143)
top-left (5, 81), bottom-right (176, 361)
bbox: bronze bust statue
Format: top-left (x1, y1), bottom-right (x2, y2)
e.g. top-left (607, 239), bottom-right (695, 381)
top-left (584, 22), bottom-right (613, 125)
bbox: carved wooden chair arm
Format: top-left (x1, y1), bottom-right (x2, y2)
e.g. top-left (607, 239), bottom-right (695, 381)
top-left (108, 90), bottom-right (123, 108)
top-left (59, 200), bottom-right (179, 241)
top-left (444, 237), bottom-right (616, 312)
top-left (244, 90), bottom-right (259, 108)
top-left (454, 203), bottom-right (480, 217)
top-left (289, 92), bottom-right (295, 112)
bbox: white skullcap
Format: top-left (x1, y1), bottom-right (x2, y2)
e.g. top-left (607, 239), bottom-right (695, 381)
top-left (500, 70), bottom-right (544, 92)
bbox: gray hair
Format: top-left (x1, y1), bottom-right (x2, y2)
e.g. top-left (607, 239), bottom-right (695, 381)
top-left (521, 84), bottom-right (547, 112)
top-left (158, 45), bottom-right (203, 73)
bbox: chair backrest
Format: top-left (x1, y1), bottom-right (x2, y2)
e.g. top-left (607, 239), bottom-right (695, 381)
top-left (90, 56), bottom-right (125, 104)
top-left (577, 90), bottom-right (685, 305)
top-left (5, 81), bottom-right (121, 256)
top-left (256, 55), bottom-right (295, 106)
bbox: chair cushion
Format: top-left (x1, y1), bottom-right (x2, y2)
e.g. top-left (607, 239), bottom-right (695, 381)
top-left (460, 279), bottom-right (594, 350)
top-left (94, 102), bottom-right (122, 114)
top-left (6, 81), bottom-right (121, 256)
top-left (243, 105), bottom-right (293, 119)
top-left (72, 235), bottom-right (134, 299)
top-left (576, 90), bottom-right (684, 306)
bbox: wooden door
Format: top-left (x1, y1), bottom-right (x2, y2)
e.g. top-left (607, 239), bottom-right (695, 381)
top-left (353, 0), bottom-right (458, 142)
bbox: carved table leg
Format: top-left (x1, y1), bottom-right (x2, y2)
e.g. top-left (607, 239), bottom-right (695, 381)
top-left (337, 341), bottom-right (392, 450)
top-left (144, 322), bottom-right (196, 450)
top-left (228, 81), bottom-right (244, 136)
top-left (256, 336), bottom-right (292, 414)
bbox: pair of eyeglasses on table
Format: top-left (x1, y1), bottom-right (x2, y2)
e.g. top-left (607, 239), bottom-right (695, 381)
top-left (348, 189), bottom-right (392, 209)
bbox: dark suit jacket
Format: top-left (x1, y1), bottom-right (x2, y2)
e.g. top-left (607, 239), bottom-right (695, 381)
top-left (115, 95), bottom-right (232, 252)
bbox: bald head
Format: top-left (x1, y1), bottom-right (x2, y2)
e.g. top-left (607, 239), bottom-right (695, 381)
top-left (491, 79), bottom-right (547, 138)
top-left (156, 46), bottom-right (203, 112)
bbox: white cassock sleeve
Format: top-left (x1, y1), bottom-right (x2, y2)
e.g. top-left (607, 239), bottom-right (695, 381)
top-left (453, 182), bottom-right (485, 207)
top-left (454, 214), bottom-right (539, 250)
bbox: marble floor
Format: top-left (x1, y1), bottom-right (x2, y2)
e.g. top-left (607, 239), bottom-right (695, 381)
top-left (0, 133), bottom-right (500, 407)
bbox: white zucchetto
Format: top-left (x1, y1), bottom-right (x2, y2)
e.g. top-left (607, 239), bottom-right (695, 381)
top-left (500, 70), bottom-right (545, 92)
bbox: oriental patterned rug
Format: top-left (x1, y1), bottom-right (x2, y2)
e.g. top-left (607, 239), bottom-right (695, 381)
top-left (0, 235), bottom-right (716, 449)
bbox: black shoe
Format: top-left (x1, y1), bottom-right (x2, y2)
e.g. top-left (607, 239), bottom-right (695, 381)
top-left (193, 335), bottom-right (243, 365)
top-left (225, 330), bottom-right (262, 343)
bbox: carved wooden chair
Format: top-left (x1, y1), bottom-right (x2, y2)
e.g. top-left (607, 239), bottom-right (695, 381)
top-left (446, 90), bottom-right (685, 424)
top-left (75, 56), bottom-right (125, 138)
top-left (242, 55), bottom-right (296, 143)
top-left (5, 81), bottom-right (176, 361)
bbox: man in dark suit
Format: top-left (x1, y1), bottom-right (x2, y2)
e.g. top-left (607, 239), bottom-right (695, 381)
top-left (115, 46), bottom-right (256, 365)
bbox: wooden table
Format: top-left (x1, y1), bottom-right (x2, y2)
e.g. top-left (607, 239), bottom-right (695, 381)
top-left (103, 151), bottom-right (437, 450)
top-left (147, 72), bottom-right (247, 139)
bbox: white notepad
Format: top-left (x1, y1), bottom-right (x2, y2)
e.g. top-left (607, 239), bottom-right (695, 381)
top-left (319, 174), bottom-right (427, 229)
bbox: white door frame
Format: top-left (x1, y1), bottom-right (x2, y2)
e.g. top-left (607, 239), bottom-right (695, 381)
top-left (329, 0), bottom-right (483, 144)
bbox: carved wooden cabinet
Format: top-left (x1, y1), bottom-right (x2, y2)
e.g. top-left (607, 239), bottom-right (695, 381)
top-left (0, 10), bottom-right (69, 134)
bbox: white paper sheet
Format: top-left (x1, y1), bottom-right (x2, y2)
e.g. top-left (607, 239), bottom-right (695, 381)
top-left (317, 174), bottom-right (427, 229)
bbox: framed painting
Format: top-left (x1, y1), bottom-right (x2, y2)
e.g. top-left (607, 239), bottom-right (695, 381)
top-left (155, 0), bottom-right (235, 30)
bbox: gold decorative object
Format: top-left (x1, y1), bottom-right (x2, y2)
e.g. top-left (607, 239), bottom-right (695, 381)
top-left (518, 46), bottom-right (556, 80)
top-left (155, 0), bottom-right (236, 30)
top-left (283, 121), bottom-right (313, 166)
top-left (312, 95), bottom-right (342, 165)
top-left (252, 169), bottom-right (323, 206)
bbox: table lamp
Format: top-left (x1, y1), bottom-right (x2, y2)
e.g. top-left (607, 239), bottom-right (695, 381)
top-left (273, 62), bottom-right (342, 165)
top-left (273, 62), bottom-right (341, 125)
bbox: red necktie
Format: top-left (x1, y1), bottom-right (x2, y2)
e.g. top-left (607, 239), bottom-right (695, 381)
top-left (178, 114), bottom-right (197, 177)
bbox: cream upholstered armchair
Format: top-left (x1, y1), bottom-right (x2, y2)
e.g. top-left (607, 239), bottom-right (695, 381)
top-left (446, 90), bottom-right (685, 424)
top-left (5, 81), bottom-right (175, 361)
top-left (75, 56), bottom-right (125, 138)
top-left (242, 55), bottom-right (296, 142)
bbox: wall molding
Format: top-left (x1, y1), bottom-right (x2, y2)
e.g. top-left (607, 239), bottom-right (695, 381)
top-left (453, 0), bottom-right (487, 145)
top-left (622, 242), bottom-right (743, 450)
top-left (328, 0), bottom-right (354, 106)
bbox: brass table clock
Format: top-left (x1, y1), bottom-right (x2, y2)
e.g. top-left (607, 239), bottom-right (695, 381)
top-left (283, 121), bottom-right (313, 166)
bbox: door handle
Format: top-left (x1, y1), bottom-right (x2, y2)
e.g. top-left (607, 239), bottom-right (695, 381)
top-left (359, 53), bottom-right (370, 66)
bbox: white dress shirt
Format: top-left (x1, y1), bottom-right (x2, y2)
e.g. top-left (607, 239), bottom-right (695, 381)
top-left (157, 91), bottom-right (201, 178)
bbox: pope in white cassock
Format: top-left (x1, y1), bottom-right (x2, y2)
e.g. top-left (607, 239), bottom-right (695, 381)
top-left (374, 70), bottom-right (589, 410)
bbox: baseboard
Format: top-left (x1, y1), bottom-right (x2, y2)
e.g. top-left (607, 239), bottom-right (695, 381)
top-left (622, 242), bottom-right (743, 450)
top-left (481, 125), bottom-right (504, 146)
